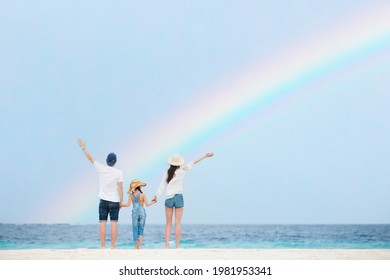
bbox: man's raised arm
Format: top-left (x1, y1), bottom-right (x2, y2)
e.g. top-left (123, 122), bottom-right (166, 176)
top-left (77, 138), bottom-right (95, 164)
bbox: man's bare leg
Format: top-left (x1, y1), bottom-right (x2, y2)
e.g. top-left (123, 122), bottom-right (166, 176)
top-left (110, 221), bottom-right (118, 249)
top-left (100, 221), bottom-right (107, 248)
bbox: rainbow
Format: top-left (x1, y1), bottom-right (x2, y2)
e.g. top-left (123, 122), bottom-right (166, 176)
top-left (35, 3), bottom-right (390, 223)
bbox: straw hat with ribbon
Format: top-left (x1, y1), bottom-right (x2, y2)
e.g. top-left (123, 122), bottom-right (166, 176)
top-left (128, 179), bottom-right (147, 194)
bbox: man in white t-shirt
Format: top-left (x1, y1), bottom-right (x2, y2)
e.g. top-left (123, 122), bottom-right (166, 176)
top-left (78, 139), bottom-right (124, 249)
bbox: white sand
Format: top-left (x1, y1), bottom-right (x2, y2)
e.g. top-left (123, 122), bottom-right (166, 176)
top-left (1, 249), bottom-right (389, 260)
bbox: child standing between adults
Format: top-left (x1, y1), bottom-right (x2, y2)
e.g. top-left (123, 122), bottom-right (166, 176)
top-left (121, 179), bottom-right (155, 249)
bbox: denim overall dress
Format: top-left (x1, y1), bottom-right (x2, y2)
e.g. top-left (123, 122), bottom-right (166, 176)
top-left (132, 192), bottom-right (146, 242)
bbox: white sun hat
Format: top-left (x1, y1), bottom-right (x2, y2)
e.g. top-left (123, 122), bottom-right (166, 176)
top-left (167, 153), bottom-right (185, 166)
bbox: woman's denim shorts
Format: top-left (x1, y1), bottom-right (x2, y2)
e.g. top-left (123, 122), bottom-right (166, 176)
top-left (165, 194), bottom-right (184, 209)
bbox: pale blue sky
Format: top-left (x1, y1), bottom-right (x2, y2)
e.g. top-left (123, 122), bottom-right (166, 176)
top-left (1, 1), bottom-right (389, 224)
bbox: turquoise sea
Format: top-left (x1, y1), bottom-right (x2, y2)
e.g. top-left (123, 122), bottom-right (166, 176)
top-left (0, 224), bottom-right (389, 250)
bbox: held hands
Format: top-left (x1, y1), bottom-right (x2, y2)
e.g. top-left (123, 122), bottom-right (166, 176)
top-left (146, 196), bottom-right (157, 207)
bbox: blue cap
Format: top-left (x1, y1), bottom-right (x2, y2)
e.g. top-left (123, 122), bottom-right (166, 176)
top-left (106, 153), bottom-right (117, 166)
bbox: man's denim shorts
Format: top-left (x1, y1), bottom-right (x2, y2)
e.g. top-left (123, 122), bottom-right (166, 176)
top-left (99, 199), bottom-right (120, 222)
top-left (164, 194), bottom-right (184, 209)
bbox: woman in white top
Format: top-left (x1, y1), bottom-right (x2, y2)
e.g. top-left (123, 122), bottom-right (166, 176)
top-left (153, 152), bottom-right (214, 248)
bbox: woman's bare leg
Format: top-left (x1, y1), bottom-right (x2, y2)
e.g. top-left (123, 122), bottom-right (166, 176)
top-left (165, 207), bottom-right (173, 248)
top-left (175, 207), bottom-right (184, 248)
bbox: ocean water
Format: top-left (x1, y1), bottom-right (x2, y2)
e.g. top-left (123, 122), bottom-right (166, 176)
top-left (0, 224), bottom-right (389, 250)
